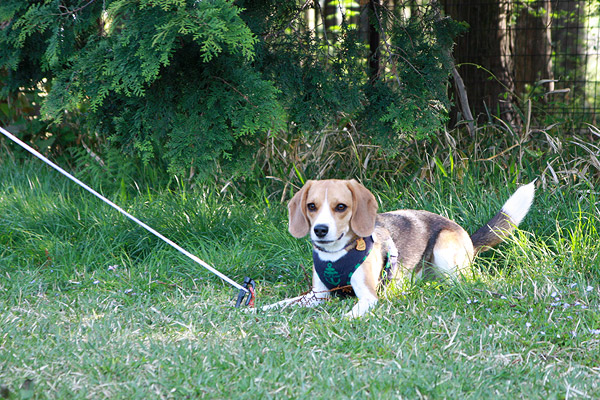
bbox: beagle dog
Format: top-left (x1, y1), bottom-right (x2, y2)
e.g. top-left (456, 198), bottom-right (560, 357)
top-left (263, 179), bottom-right (535, 318)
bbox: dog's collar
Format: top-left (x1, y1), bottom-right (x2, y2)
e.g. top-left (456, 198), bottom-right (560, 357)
top-left (312, 236), bottom-right (366, 254)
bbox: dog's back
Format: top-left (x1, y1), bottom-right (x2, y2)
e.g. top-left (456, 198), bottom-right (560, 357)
top-left (375, 182), bottom-right (536, 279)
top-left (377, 210), bottom-right (467, 276)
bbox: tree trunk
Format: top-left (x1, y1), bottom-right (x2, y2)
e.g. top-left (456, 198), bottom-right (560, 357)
top-left (513, 0), bottom-right (554, 97)
top-left (442, 0), bottom-right (516, 121)
top-left (553, 1), bottom-right (586, 100)
top-left (324, 0), bottom-right (338, 40)
top-left (368, 0), bottom-right (381, 82)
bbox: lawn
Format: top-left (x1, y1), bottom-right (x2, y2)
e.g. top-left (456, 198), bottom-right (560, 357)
top-left (1, 158), bottom-right (599, 399)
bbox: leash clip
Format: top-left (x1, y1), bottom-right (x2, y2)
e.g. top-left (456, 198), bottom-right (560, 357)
top-left (235, 277), bottom-right (256, 308)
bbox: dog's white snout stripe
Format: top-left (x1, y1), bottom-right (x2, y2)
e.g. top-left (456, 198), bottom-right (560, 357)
top-left (311, 189), bottom-right (337, 241)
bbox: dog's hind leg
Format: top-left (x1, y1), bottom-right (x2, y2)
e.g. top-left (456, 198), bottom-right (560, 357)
top-left (431, 229), bottom-right (475, 280)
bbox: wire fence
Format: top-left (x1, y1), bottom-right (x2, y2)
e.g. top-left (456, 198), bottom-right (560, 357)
top-left (444, 0), bottom-right (600, 125)
top-left (317, 1), bottom-right (600, 126)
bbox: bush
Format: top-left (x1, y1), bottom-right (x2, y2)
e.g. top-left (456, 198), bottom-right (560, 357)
top-left (1, 0), bottom-right (462, 182)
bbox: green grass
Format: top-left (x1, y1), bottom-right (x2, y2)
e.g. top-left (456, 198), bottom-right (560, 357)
top-left (1, 159), bottom-right (599, 399)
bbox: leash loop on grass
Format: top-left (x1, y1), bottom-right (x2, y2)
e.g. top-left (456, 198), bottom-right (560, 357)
top-left (1, 126), bottom-right (250, 294)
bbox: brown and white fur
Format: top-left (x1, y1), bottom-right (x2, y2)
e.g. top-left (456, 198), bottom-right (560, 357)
top-left (262, 179), bottom-right (535, 318)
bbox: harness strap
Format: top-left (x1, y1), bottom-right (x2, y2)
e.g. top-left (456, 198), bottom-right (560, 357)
top-left (313, 236), bottom-right (374, 290)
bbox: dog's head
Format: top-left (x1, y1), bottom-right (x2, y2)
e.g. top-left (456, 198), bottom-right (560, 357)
top-left (288, 179), bottom-right (378, 250)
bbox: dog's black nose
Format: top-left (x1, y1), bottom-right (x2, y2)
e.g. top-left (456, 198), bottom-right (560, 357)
top-left (313, 224), bottom-right (329, 238)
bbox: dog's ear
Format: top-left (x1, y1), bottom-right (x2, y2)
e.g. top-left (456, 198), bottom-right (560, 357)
top-left (347, 179), bottom-right (378, 237)
top-left (288, 181), bottom-right (312, 238)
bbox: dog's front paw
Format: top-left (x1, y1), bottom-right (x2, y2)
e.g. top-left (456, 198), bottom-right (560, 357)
top-left (344, 299), bottom-right (377, 319)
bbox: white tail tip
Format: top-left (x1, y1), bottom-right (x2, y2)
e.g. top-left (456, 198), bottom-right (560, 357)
top-left (501, 180), bottom-right (536, 226)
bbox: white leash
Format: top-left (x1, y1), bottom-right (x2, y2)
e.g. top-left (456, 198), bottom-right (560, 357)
top-left (0, 126), bottom-right (248, 293)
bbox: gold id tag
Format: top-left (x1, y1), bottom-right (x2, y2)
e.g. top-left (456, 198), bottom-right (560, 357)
top-left (356, 238), bottom-right (366, 251)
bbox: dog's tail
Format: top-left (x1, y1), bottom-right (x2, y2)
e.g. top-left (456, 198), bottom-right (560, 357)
top-left (470, 181), bottom-right (536, 254)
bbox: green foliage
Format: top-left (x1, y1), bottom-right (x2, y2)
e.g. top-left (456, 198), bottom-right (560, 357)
top-left (361, 9), bottom-right (467, 152)
top-left (1, 0), bottom-right (462, 181)
top-left (1, 0), bottom-right (284, 178)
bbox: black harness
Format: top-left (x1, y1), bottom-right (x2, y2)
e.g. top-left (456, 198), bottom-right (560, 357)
top-left (313, 236), bottom-right (396, 293)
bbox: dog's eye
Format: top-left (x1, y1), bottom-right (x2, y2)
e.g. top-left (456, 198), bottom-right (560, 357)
top-left (335, 204), bottom-right (347, 212)
top-left (307, 203), bottom-right (317, 212)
